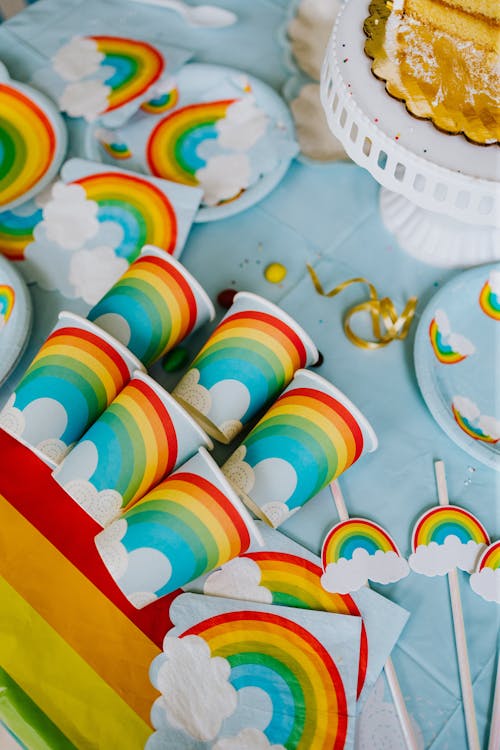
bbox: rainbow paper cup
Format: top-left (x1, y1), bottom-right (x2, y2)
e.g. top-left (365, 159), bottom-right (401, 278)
top-left (172, 292), bottom-right (318, 444)
top-left (0, 311), bottom-right (143, 465)
top-left (222, 369), bottom-right (378, 528)
top-left (87, 245), bottom-right (215, 367)
top-left (95, 447), bottom-right (263, 608)
top-left (52, 371), bottom-right (212, 526)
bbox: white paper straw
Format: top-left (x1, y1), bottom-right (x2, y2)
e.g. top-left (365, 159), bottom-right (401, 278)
top-left (488, 658), bottom-right (500, 750)
top-left (434, 461), bottom-right (480, 750)
top-left (330, 480), bottom-right (420, 750)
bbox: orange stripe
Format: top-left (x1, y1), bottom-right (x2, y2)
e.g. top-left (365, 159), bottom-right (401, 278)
top-left (0, 495), bottom-right (159, 723)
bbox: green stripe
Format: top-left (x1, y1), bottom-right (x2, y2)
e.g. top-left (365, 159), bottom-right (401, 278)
top-left (0, 667), bottom-right (77, 750)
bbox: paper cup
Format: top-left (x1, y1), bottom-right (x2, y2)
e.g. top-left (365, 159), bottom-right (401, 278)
top-left (87, 245), bottom-right (215, 368)
top-left (222, 369), bottom-right (378, 528)
top-left (0, 311), bottom-right (143, 465)
top-left (52, 370), bottom-right (213, 526)
top-left (172, 291), bottom-right (318, 444)
top-left (95, 447), bottom-right (263, 608)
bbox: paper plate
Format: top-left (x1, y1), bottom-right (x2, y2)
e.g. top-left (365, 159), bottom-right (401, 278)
top-left (414, 264), bottom-right (500, 470)
top-left (0, 77), bottom-right (67, 212)
top-left (0, 254), bottom-right (33, 386)
top-left (84, 63), bottom-right (297, 222)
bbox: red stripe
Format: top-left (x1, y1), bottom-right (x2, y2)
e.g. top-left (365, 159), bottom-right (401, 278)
top-left (129, 378), bottom-right (178, 475)
top-left (279, 387), bottom-right (365, 461)
top-left (224, 310), bottom-right (309, 365)
top-left (47, 326), bottom-right (132, 384)
top-left (0, 429), bottom-right (174, 646)
top-left (136, 256), bottom-right (198, 333)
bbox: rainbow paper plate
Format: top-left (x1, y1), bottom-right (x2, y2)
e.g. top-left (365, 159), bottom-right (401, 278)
top-left (414, 264), bottom-right (500, 470)
top-left (85, 63), bottom-right (297, 222)
top-left (0, 254), bottom-right (32, 386)
top-left (0, 77), bottom-right (67, 212)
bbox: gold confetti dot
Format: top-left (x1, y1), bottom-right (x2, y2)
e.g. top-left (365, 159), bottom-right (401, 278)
top-left (264, 262), bottom-right (287, 284)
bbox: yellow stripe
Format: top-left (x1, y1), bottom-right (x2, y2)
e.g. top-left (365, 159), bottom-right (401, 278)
top-left (0, 576), bottom-right (152, 749)
top-left (0, 497), bottom-right (158, 728)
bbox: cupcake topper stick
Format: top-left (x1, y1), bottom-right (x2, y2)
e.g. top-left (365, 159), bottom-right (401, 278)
top-left (330, 480), bottom-right (420, 750)
top-left (488, 659), bottom-right (500, 750)
top-left (434, 461), bottom-right (480, 750)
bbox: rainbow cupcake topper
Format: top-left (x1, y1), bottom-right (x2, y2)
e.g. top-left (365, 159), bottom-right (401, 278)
top-left (429, 309), bottom-right (475, 365)
top-left (89, 36), bottom-right (164, 114)
top-left (0, 285), bottom-right (15, 327)
top-left (180, 609), bottom-right (350, 749)
top-left (73, 170), bottom-right (177, 262)
top-left (470, 540), bottom-right (500, 603)
top-left (146, 99), bottom-right (237, 185)
top-left (140, 86), bottom-right (179, 114)
top-left (409, 505), bottom-right (490, 576)
top-left (321, 518), bottom-right (409, 593)
top-left (205, 550), bottom-right (368, 699)
top-left (479, 270), bottom-right (500, 321)
top-left (88, 248), bottom-right (213, 367)
top-left (0, 83), bottom-right (57, 210)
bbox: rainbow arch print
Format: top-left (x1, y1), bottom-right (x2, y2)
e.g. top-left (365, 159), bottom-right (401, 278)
top-left (183, 609), bottom-right (349, 750)
top-left (146, 99), bottom-right (237, 185)
top-left (479, 274), bottom-right (500, 321)
top-left (477, 540), bottom-right (500, 571)
top-left (0, 206), bottom-right (42, 261)
top-left (242, 550), bottom-right (368, 698)
top-left (322, 519), bottom-right (400, 567)
top-left (0, 83), bottom-right (57, 209)
top-left (451, 401), bottom-right (499, 444)
top-left (141, 87), bottom-right (179, 115)
top-left (73, 171), bottom-right (177, 261)
top-left (90, 36), bottom-right (164, 114)
top-left (0, 285), bottom-right (15, 325)
top-left (412, 505), bottom-right (490, 551)
top-left (428, 317), bottom-right (467, 364)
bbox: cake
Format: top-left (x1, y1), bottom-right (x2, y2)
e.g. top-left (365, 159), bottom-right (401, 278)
top-left (366, 0), bottom-right (500, 144)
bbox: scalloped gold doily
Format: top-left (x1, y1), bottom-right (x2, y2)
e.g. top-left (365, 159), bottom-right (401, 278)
top-left (364, 0), bottom-right (500, 145)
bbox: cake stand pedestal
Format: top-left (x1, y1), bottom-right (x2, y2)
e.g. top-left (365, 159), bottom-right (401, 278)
top-left (320, 0), bottom-right (500, 268)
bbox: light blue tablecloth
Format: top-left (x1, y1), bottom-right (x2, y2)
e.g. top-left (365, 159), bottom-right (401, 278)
top-left (1, 1), bottom-right (498, 748)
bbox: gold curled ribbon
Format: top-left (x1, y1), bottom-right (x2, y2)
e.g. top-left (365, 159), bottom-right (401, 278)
top-left (306, 264), bottom-right (418, 350)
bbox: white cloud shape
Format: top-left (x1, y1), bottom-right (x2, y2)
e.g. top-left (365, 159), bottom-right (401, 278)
top-left (62, 478), bottom-right (123, 526)
top-left (433, 309), bottom-right (475, 356)
top-left (478, 414), bottom-right (500, 441)
top-left (154, 635), bottom-right (237, 741)
top-left (59, 79), bottom-right (111, 121)
top-left (203, 557), bottom-right (273, 604)
top-left (69, 245), bottom-right (128, 305)
top-left (217, 98), bottom-right (269, 151)
top-left (36, 437), bottom-right (69, 464)
top-left (173, 369), bottom-right (212, 416)
top-left (52, 36), bottom-right (104, 82)
top-left (409, 536), bottom-right (486, 576)
top-left (470, 567), bottom-right (500, 603)
top-left (196, 153), bottom-right (251, 206)
top-left (213, 728), bottom-right (285, 750)
top-left (95, 518), bottom-right (129, 580)
top-left (321, 548), bottom-right (410, 594)
top-left (41, 182), bottom-right (99, 250)
top-left (356, 676), bottom-right (424, 750)
top-left (260, 501), bottom-right (298, 529)
top-left (0, 395), bottom-right (24, 437)
top-left (488, 270), bottom-right (500, 296)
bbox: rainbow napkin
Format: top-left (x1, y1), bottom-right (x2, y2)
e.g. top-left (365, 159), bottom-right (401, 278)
top-left (185, 521), bottom-right (409, 709)
top-left (5, 158), bottom-right (202, 306)
top-left (148, 592), bottom-right (362, 750)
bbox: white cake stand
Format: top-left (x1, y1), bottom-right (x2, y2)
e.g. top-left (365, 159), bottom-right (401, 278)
top-left (320, 0), bottom-right (500, 268)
